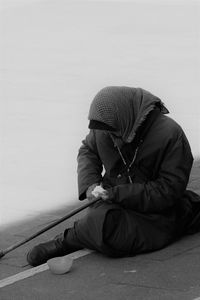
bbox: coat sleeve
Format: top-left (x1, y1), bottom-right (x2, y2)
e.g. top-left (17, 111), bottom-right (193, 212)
top-left (108, 133), bottom-right (194, 213)
top-left (77, 130), bottom-right (103, 200)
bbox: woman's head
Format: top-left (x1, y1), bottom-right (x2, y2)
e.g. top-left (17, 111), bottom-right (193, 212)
top-left (88, 86), bottom-right (168, 144)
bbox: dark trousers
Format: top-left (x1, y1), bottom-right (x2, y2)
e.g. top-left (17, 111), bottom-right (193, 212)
top-left (62, 201), bottom-right (176, 257)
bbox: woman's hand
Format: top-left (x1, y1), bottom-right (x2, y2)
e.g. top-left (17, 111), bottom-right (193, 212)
top-left (86, 184), bottom-right (109, 202)
top-left (91, 185), bottom-right (109, 200)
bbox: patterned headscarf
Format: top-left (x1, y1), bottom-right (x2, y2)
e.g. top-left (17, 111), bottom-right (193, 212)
top-left (88, 86), bottom-right (169, 144)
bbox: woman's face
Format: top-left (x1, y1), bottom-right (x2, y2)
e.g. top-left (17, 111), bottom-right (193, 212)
top-left (108, 131), bottom-right (125, 148)
top-left (109, 131), bottom-right (121, 139)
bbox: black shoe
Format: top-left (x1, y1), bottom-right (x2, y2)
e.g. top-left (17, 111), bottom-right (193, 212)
top-left (27, 235), bottom-right (69, 267)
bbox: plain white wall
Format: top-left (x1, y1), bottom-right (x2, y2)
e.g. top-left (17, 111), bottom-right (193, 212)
top-left (1, 0), bottom-right (200, 225)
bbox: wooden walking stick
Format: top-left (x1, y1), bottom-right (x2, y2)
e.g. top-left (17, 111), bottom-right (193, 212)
top-left (0, 198), bottom-right (100, 259)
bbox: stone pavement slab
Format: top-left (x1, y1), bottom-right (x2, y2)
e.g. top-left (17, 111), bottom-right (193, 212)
top-left (0, 161), bottom-right (200, 299)
top-left (1, 247), bottom-right (200, 300)
top-left (1, 224), bottom-right (200, 299)
top-left (1, 212), bottom-right (200, 300)
top-left (140, 233), bottom-right (200, 261)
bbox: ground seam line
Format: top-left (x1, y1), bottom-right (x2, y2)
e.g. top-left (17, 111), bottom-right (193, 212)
top-left (0, 249), bottom-right (94, 289)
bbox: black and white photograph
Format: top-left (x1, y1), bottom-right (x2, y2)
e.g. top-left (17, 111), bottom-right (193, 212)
top-left (0, 0), bottom-right (200, 299)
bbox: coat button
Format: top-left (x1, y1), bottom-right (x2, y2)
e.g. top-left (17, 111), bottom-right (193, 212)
top-left (117, 174), bottom-right (122, 178)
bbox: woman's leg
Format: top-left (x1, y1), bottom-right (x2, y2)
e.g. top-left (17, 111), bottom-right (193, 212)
top-left (27, 202), bottom-right (174, 266)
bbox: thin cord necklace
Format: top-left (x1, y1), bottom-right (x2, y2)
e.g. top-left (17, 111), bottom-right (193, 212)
top-left (116, 145), bottom-right (139, 184)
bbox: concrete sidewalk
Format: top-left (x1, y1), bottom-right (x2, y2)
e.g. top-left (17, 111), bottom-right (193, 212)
top-left (0, 161), bottom-right (200, 299)
top-left (1, 231), bottom-right (200, 299)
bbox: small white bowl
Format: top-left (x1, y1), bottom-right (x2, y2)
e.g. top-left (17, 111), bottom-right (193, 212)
top-left (47, 256), bottom-right (73, 275)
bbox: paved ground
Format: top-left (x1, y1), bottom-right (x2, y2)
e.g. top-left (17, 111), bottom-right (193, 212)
top-left (0, 160), bottom-right (200, 299)
top-left (2, 237), bottom-right (200, 300)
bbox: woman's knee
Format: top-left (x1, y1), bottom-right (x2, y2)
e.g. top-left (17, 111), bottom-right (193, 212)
top-left (103, 209), bottom-right (123, 240)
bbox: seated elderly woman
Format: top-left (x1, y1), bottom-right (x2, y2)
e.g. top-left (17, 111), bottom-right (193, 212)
top-left (27, 86), bottom-right (200, 266)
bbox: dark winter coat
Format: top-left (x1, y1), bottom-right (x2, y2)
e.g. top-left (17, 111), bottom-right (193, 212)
top-left (76, 87), bottom-right (200, 255)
